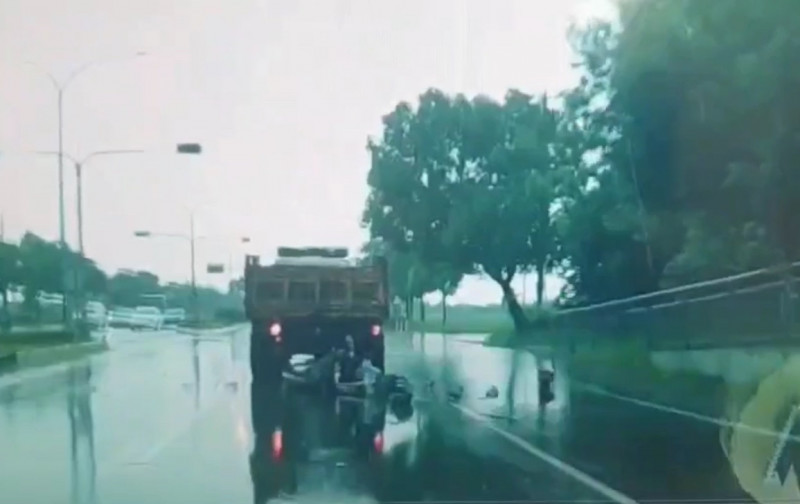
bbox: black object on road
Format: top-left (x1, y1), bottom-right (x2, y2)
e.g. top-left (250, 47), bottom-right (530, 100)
top-left (447, 385), bottom-right (464, 402)
top-left (538, 369), bottom-right (555, 405)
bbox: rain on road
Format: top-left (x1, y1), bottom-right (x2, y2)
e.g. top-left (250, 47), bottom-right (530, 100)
top-left (1, 327), bottom-right (797, 504)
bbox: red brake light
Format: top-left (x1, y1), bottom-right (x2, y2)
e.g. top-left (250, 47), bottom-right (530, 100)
top-left (271, 429), bottom-right (283, 459)
top-left (373, 432), bottom-right (384, 453)
top-left (269, 322), bottom-right (282, 341)
top-left (371, 324), bottom-right (381, 337)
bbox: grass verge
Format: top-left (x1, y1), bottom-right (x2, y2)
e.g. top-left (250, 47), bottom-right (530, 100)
top-left (178, 319), bottom-right (241, 330)
top-left (410, 304), bottom-right (554, 336)
top-left (486, 326), bottom-right (729, 415)
top-left (175, 322), bottom-right (243, 335)
top-left (0, 326), bottom-right (106, 373)
top-left (14, 339), bottom-right (108, 369)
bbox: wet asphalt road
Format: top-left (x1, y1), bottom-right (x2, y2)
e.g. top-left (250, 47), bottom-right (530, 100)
top-left (1, 327), bottom-right (796, 504)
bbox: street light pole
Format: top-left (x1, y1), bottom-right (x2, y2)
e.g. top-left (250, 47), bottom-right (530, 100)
top-left (189, 212), bottom-right (198, 323)
top-left (56, 87), bottom-right (68, 322)
top-left (57, 89), bottom-right (65, 246)
top-left (134, 225), bottom-right (249, 323)
top-left (38, 149), bottom-right (144, 255)
top-left (22, 53), bottom-right (147, 324)
top-left (24, 53), bottom-right (147, 248)
top-left (75, 162), bottom-right (84, 253)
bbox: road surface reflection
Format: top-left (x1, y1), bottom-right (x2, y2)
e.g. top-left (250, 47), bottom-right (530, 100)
top-left (67, 364), bottom-right (96, 504)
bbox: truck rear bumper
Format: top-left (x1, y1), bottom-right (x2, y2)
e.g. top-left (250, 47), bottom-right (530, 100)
top-left (250, 317), bottom-right (385, 372)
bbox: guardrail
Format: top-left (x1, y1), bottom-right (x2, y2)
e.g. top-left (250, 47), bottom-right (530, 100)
top-left (551, 262), bottom-right (800, 346)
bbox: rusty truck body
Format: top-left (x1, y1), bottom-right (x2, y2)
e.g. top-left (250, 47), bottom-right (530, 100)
top-left (244, 247), bottom-right (389, 381)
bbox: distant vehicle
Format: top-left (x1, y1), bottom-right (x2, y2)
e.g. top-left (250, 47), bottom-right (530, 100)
top-left (107, 307), bottom-right (137, 328)
top-left (162, 308), bottom-right (186, 326)
top-left (139, 294), bottom-right (167, 311)
top-left (37, 292), bottom-right (64, 306)
top-left (84, 301), bottom-right (107, 328)
top-left (244, 246), bottom-right (389, 382)
top-left (132, 306), bottom-right (164, 330)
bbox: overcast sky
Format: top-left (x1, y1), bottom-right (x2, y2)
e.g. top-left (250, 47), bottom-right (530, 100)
top-left (0, 0), bottom-right (612, 304)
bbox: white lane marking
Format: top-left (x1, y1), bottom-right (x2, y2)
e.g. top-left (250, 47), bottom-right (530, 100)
top-left (576, 383), bottom-right (800, 442)
top-left (110, 371), bottom-right (245, 469)
top-left (452, 403), bottom-right (640, 504)
top-left (765, 405), bottom-right (800, 482)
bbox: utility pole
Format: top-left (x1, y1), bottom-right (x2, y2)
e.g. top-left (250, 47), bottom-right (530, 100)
top-left (23, 52), bottom-right (147, 324)
top-left (76, 163), bottom-right (84, 253)
top-left (189, 212), bottom-right (198, 323)
top-left (57, 89), bottom-right (65, 247)
top-left (37, 149), bottom-right (144, 255)
top-left (134, 221), bottom-right (248, 325)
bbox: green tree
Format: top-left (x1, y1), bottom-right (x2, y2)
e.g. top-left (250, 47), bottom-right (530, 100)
top-left (422, 261), bottom-right (462, 325)
top-left (0, 242), bottom-right (21, 329)
top-left (107, 270), bottom-right (160, 307)
top-left (360, 238), bottom-right (441, 321)
top-left (18, 233), bottom-right (64, 296)
top-left (364, 89), bottom-right (562, 330)
top-left (562, 0), bottom-right (800, 301)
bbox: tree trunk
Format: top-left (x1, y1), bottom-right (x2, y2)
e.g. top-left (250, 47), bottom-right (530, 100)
top-left (419, 299), bottom-right (426, 323)
top-left (499, 280), bottom-right (529, 332)
top-left (441, 291), bottom-right (448, 327)
top-left (0, 287), bottom-right (9, 332)
top-left (778, 261), bottom-right (796, 336)
top-left (536, 260), bottom-right (546, 307)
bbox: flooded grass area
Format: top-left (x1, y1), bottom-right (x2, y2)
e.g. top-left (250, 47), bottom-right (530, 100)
top-left (0, 341), bottom-right (63, 354)
top-left (410, 305), bottom-right (553, 336)
top-left (411, 306), bottom-right (512, 335)
top-left (567, 339), bottom-right (729, 416)
top-left (563, 338), bottom-right (800, 427)
top-left (0, 328), bottom-right (76, 359)
top-left (480, 321), bottom-right (800, 421)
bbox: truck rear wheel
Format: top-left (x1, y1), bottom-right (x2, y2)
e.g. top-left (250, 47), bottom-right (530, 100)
top-left (373, 348), bottom-right (385, 373)
top-left (250, 337), bottom-right (284, 383)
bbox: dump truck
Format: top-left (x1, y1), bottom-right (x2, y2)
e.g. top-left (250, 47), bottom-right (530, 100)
top-left (244, 247), bottom-right (389, 382)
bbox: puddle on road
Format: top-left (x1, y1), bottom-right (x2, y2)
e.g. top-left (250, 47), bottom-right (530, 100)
top-left (624, 345), bottom-right (800, 503)
top-left (410, 333), bottom-right (566, 418)
top-left (247, 374), bottom-right (546, 504)
top-left (405, 332), bottom-right (800, 504)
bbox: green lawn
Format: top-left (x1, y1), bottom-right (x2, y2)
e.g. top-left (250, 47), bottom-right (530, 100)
top-left (0, 325), bottom-right (78, 345)
top-left (411, 304), bottom-right (513, 334)
top-left (0, 341), bottom-right (63, 355)
top-left (178, 319), bottom-right (241, 330)
top-left (409, 303), bottom-right (556, 335)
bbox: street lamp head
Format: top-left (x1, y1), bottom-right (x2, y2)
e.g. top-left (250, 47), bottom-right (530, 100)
top-left (176, 143), bottom-right (202, 155)
top-left (133, 231), bottom-right (151, 238)
top-left (135, 51), bottom-right (148, 57)
top-left (241, 237), bottom-right (251, 243)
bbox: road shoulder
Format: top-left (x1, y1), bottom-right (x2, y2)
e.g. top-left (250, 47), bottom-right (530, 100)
top-left (174, 324), bottom-right (246, 336)
top-left (0, 334), bottom-right (108, 377)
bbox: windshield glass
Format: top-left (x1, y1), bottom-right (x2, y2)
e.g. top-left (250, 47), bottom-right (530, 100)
top-left (1, 1), bottom-right (795, 504)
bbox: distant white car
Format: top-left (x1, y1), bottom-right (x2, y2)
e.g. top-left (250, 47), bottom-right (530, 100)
top-left (133, 306), bottom-right (164, 330)
top-left (108, 307), bottom-right (137, 328)
top-left (85, 301), bottom-right (107, 328)
top-left (163, 308), bottom-right (186, 326)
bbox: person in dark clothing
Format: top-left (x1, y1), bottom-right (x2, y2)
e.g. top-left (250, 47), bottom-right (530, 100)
top-left (337, 335), bottom-right (361, 384)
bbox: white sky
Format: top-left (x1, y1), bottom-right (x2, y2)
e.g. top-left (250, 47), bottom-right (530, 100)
top-left (0, 0), bottom-right (613, 305)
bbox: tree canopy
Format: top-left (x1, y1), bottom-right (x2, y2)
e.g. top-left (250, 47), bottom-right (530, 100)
top-left (361, 0), bottom-right (800, 328)
top-left (0, 232), bottom-right (237, 326)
